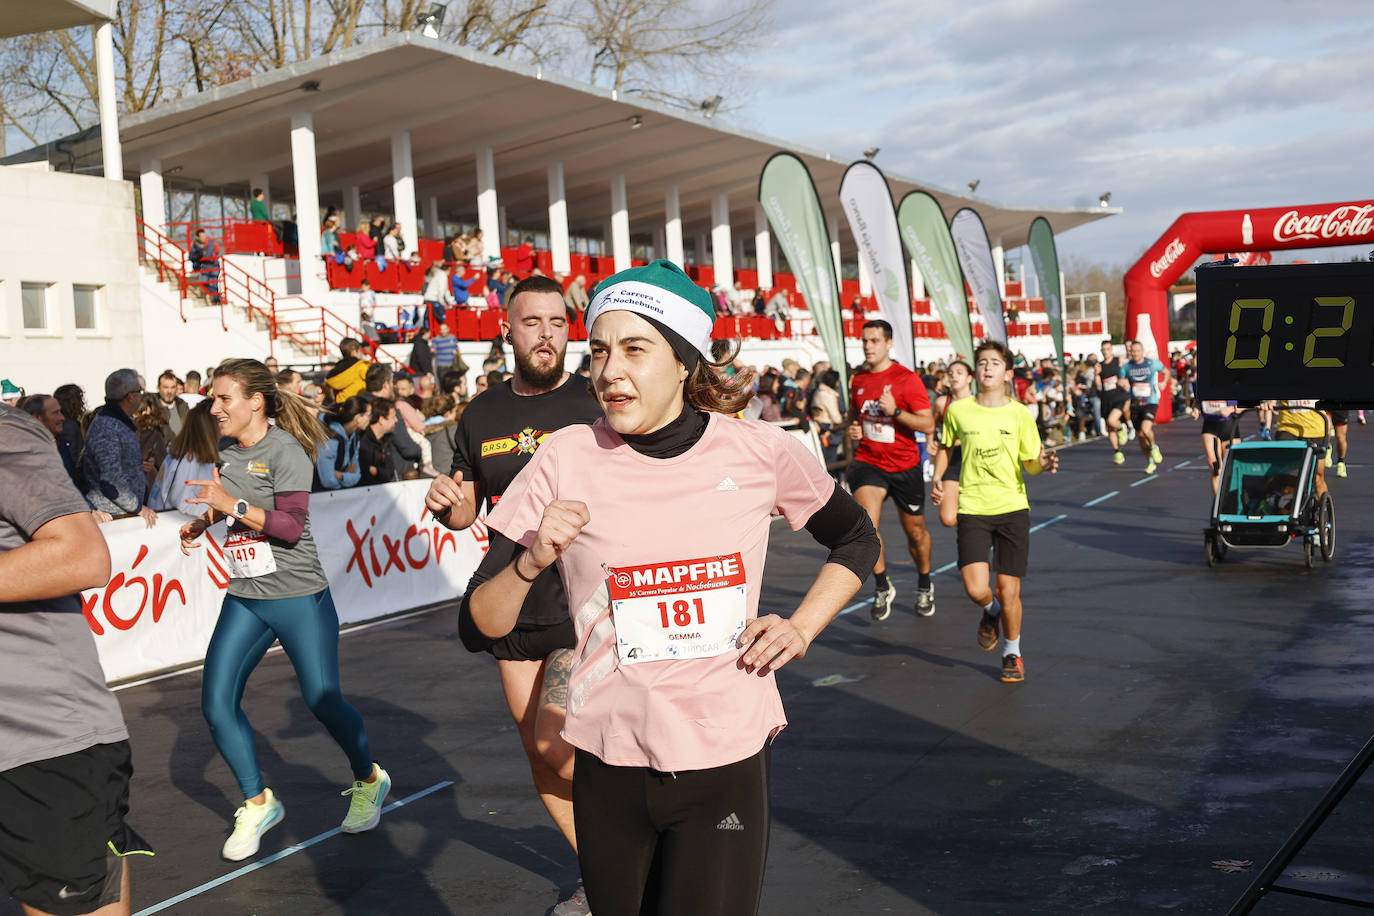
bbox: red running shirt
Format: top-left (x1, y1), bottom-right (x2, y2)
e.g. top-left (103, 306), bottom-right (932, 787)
top-left (849, 362), bottom-right (931, 472)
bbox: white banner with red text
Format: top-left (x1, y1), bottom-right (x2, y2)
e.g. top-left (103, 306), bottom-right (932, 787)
top-left (81, 480), bottom-right (487, 683)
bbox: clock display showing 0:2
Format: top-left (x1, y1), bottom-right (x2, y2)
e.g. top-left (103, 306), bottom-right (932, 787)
top-left (1223, 296), bottom-right (1360, 369)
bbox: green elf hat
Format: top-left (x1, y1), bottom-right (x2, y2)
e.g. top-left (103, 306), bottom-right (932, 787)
top-left (586, 259), bottom-right (716, 368)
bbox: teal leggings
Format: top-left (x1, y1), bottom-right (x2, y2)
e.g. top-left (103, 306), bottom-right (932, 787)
top-left (201, 588), bottom-right (373, 800)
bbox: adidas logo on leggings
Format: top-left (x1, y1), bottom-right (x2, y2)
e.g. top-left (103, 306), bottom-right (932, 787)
top-left (716, 812), bottom-right (745, 831)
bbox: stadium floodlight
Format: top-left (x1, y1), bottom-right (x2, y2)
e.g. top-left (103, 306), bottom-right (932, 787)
top-left (863, 147), bottom-right (879, 160)
top-left (417, 3), bottom-right (446, 38)
top-left (1099, 192), bottom-right (1112, 207)
top-left (628, 115), bottom-right (644, 129)
top-left (699, 95), bottom-right (723, 119)
top-left (967, 178), bottom-right (980, 194)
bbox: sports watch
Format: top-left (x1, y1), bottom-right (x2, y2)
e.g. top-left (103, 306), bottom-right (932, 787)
top-left (231, 499), bottom-right (250, 521)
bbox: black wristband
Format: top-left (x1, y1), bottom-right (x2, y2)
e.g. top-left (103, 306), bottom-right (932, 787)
top-left (513, 553), bottom-right (540, 583)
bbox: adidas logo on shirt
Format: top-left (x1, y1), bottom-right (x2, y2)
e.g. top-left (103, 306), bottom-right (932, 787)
top-left (716, 812), bottom-right (745, 831)
top-left (716, 476), bottom-right (739, 491)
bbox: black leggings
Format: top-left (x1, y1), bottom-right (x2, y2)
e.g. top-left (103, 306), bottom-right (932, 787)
top-left (573, 746), bottom-right (771, 916)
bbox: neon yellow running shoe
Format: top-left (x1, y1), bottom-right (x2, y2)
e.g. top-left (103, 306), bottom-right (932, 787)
top-left (341, 765), bottom-right (391, 834)
top-left (1150, 445), bottom-right (1163, 463)
top-left (1113, 451), bottom-right (1125, 465)
top-left (1117, 428), bottom-right (1128, 447)
top-left (222, 789), bottom-right (284, 861)
top-left (1337, 460), bottom-right (1347, 478)
top-left (1325, 447), bottom-right (1333, 468)
top-left (1144, 461), bottom-right (1157, 474)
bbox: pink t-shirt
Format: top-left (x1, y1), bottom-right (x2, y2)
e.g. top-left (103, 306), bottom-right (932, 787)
top-left (486, 411), bottom-right (834, 772)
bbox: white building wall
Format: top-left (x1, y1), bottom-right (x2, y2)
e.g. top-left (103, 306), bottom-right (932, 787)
top-left (0, 166), bottom-right (145, 397)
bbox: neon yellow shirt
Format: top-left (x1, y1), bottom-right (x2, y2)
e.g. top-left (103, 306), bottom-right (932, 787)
top-left (941, 399), bottom-right (1043, 516)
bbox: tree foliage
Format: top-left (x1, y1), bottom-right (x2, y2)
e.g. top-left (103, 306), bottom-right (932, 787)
top-left (1063, 254), bottom-right (1127, 341)
top-left (0, 0), bottom-right (771, 153)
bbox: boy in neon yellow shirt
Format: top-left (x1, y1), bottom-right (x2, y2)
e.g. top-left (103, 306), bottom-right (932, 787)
top-left (932, 340), bottom-right (1057, 683)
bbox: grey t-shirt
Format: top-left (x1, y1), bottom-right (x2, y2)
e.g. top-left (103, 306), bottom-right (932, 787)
top-left (0, 405), bottom-right (129, 773)
top-left (219, 425), bottom-right (329, 600)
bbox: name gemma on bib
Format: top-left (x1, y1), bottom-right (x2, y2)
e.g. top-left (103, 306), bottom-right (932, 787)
top-left (607, 553), bottom-right (748, 665)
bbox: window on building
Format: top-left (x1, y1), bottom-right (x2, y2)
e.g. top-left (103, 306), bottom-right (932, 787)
top-left (21, 283), bottom-right (50, 330)
top-left (73, 284), bottom-right (101, 330)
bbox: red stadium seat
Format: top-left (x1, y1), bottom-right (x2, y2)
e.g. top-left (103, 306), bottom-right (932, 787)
top-left (478, 310), bottom-right (503, 340)
top-left (366, 260), bottom-right (398, 293)
top-left (455, 309), bottom-right (480, 340)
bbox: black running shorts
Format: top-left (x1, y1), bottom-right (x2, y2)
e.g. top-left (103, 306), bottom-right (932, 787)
top-left (1330, 410), bottom-right (1349, 426)
top-left (0, 741), bottom-right (150, 916)
top-left (1130, 402), bottom-right (1158, 427)
top-left (1201, 417), bottom-right (1240, 441)
top-left (1101, 388), bottom-right (1129, 414)
top-left (1277, 431), bottom-right (1326, 451)
top-left (490, 616), bottom-right (576, 662)
top-left (573, 746), bottom-right (770, 916)
top-left (941, 446), bottom-right (962, 483)
top-left (847, 459), bottom-right (925, 516)
top-left (956, 510), bottom-right (1031, 578)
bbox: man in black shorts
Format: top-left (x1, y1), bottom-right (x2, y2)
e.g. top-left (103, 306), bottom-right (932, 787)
top-left (0, 403), bottom-right (151, 916)
top-left (1097, 339), bottom-right (1130, 465)
top-left (1329, 410), bottom-right (1350, 478)
top-left (846, 320), bottom-right (937, 619)
top-left (425, 275), bottom-right (601, 916)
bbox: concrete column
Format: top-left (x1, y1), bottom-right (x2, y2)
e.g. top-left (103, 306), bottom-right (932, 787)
top-left (911, 259), bottom-right (925, 299)
top-left (610, 173), bottom-right (631, 272)
top-left (499, 206), bottom-right (509, 249)
top-left (696, 234), bottom-right (710, 266)
top-left (475, 146), bottom-right (500, 255)
top-left (345, 185), bottom-right (362, 230)
top-left (754, 203), bottom-right (773, 289)
top-left (828, 215), bottom-right (841, 284)
top-left (710, 193), bottom-right (734, 288)
top-left (94, 23), bottom-right (123, 181)
top-left (251, 171), bottom-right (272, 211)
top-left (992, 238), bottom-right (1006, 300)
top-left (290, 111), bottom-right (326, 299)
top-left (390, 131), bottom-right (418, 255)
top-left (547, 161), bottom-right (571, 275)
top-left (139, 158), bottom-right (165, 239)
top-left (664, 186), bottom-right (684, 266)
top-left (424, 196), bottom-right (440, 240)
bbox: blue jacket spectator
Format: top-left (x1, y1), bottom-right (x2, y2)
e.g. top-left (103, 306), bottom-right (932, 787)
top-left (314, 396), bottom-right (370, 490)
top-left (450, 272), bottom-right (479, 305)
top-left (83, 369), bottom-right (151, 520)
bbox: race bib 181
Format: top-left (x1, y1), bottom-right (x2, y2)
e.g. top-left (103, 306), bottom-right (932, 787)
top-left (607, 553), bottom-right (748, 665)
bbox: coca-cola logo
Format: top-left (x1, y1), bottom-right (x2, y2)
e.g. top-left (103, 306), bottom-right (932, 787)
top-left (1273, 205), bottom-right (1374, 243)
top-left (1149, 238), bottom-right (1186, 278)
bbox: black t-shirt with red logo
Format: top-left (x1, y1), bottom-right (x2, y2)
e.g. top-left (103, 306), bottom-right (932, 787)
top-left (848, 362), bottom-right (931, 472)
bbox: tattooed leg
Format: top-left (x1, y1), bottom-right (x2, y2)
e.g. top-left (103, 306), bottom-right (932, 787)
top-left (536, 648), bottom-right (577, 788)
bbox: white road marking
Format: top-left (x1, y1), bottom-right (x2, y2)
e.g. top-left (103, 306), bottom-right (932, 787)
top-left (1083, 491), bottom-right (1118, 507)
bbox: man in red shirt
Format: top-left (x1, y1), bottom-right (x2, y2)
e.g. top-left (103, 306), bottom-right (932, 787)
top-left (513, 235), bottom-right (536, 276)
top-left (847, 319), bottom-right (937, 620)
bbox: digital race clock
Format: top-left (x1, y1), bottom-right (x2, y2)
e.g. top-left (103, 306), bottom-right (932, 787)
top-left (1194, 260), bottom-right (1374, 406)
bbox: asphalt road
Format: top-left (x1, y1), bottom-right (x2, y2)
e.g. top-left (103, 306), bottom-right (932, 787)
top-left (8, 417), bottom-right (1373, 915)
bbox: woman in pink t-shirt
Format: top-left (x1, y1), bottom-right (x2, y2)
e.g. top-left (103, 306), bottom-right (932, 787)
top-left (461, 261), bottom-right (878, 916)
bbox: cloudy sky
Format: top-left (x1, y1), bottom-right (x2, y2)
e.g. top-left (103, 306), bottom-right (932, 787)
top-left (736, 0), bottom-right (1373, 269)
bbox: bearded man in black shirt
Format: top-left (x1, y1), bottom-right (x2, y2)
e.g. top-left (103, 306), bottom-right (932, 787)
top-left (425, 274), bottom-right (601, 915)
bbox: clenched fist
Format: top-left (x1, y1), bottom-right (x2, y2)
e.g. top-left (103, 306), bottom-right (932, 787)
top-left (425, 471), bottom-right (466, 518)
top-left (527, 500), bottom-right (590, 572)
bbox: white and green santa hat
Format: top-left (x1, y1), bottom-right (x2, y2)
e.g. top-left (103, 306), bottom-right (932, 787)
top-left (586, 260), bottom-right (716, 368)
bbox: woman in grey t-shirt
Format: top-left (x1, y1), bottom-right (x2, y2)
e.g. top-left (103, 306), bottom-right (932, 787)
top-left (180, 358), bottom-right (391, 861)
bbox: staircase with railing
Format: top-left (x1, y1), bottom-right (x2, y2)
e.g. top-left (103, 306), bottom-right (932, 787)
top-left (137, 220), bottom-right (413, 369)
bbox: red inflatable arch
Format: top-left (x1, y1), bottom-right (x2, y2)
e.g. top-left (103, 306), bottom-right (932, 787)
top-left (1124, 198), bottom-right (1374, 422)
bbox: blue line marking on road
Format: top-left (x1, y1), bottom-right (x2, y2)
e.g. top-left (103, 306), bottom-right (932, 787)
top-left (837, 560), bottom-right (961, 617)
top-left (1172, 460), bottom-right (1191, 470)
top-left (1083, 491), bottom-right (1118, 507)
top-left (1028, 513), bottom-right (1069, 534)
top-left (1130, 475), bottom-right (1158, 487)
top-left (134, 781), bottom-right (454, 916)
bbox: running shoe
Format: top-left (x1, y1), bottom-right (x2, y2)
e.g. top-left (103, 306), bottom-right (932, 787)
top-left (1324, 447), bottom-right (1333, 468)
top-left (1001, 654), bottom-right (1025, 683)
top-left (1112, 451), bottom-right (1125, 465)
top-left (550, 882), bottom-right (591, 916)
top-left (222, 789), bottom-right (284, 861)
top-left (1337, 460), bottom-right (1347, 478)
top-left (1144, 461), bottom-right (1157, 474)
top-left (977, 612), bottom-right (999, 650)
top-left (1359, 411), bottom-right (1367, 425)
top-left (1150, 445), bottom-right (1163, 464)
top-left (1260, 427), bottom-right (1272, 440)
top-left (1116, 428), bottom-right (1128, 447)
top-left (915, 584), bottom-right (935, 617)
top-left (341, 764), bottom-right (392, 834)
top-left (872, 582), bottom-right (896, 621)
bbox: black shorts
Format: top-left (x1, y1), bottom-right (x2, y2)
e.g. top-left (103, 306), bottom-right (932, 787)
top-left (847, 459), bottom-right (925, 515)
top-left (1201, 417), bottom-right (1240, 441)
top-left (941, 446), bottom-right (962, 483)
top-left (1277, 431), bottom-right (1326, 451)
top-left (1330, 410), bottom-right (1349, 426)
top-left (1130, 402), bottom-right (1158, 427)
top-left (956, 510), bottom-right (1031, 578)
top-left (573, 746), bottom-right (770, 916)
top-left (1101, 388), bottom-right (1129, 414)
top-left (0, 741), bottom-right (151, 916)
top-left (489, 616), bottom-right (576, 662)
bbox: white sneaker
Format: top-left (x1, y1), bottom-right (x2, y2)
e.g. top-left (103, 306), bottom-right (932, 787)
top-left (222, 789), bottom-right (285, 861)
